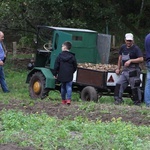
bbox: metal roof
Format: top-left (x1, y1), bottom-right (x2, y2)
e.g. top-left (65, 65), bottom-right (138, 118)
top-left (37, 25), bottom-right (97, 33)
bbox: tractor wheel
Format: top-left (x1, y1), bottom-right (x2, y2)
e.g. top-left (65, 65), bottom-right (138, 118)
top-left (29, 72), bottom-right (49, 99)
top-left (81, 86), bottom-right (98, 102)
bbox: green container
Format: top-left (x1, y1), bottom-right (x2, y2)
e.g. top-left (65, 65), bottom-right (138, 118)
top-left (49, 27), bottom-right (100, 69)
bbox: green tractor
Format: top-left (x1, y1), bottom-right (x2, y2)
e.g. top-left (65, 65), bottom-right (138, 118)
top-left (26, 26), bottom-right (111, 100)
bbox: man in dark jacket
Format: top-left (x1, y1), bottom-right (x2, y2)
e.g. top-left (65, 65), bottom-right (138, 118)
top-left (54, 41), bottom-right (77, 105)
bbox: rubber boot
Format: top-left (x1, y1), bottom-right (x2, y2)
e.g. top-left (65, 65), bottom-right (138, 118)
top-left (62, 100), bottom-right (67, 104)
top-left (132, 88), bottom-right (141, 106)
top-left (114, 98), bottom-right (123, 105)
top-left (66, 100), bottom-right (71, 105)
top-left (133, 100), bottom-right (141, 106)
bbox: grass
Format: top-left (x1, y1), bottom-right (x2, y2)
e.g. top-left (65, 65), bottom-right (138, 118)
top-left (0, 110), bottom-right (150, 150)
top-left (8, 51), bottom-right (33, 59)
top-left (0, 58), bottom-right (150, 149)
top-left (0, 69), bottom-right (29, 101)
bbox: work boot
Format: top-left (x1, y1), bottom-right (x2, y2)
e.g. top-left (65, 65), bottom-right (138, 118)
top-left (114, 99), bottom-right (123, 105)
top-left (133, 100), bottom-right (141, 106)
top-left (66, 100), bottom-right (71, 105)
top-left (62, 100), bottom-right (67, 104)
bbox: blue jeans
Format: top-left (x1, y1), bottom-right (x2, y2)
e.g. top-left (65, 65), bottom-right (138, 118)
top-left (61, 81), bottom-right (72, 100)
top-left (0, 66), bottom-right (9, 92)
top-left (144, 61), bottom-right (150, 106)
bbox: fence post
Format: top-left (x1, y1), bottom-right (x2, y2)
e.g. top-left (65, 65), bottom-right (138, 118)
top-left (112, 35), bottom-right (115, 48)
top-left (12, 42), bottom-right (17, 58)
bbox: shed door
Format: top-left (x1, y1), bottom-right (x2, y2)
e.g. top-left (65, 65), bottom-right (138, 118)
top-left (50, 31), bottom-right (72, 69)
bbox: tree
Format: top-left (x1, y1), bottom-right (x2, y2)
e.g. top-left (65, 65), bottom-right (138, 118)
top-left (0, 0), bottom-right (150, 48)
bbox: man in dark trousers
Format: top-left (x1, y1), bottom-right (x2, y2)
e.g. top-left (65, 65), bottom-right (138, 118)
top-left (144, 33), bottom-right (150, 107)
top-left (114, 33), bottom-right (143, 105)
top-left (53, 41), bottom-right (77, 105)
top-left (0, 31), bottom-right (10, 93)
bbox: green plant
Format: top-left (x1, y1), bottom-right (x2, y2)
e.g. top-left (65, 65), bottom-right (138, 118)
top-left (79, 101), bottom-right (96, 112)
top-left (18, 36), bottom-right (34, 48)
top-left (1, 110), bottom-right (150, 150)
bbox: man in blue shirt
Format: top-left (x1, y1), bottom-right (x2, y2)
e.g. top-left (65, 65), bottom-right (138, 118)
top-left (0, 31), bottom-right (9, 93)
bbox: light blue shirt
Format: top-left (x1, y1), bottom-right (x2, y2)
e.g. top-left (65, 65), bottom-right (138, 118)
top-left (0, 42), bottom-right (5, 61)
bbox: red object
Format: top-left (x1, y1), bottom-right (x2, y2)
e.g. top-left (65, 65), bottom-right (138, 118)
top-left (66, 100), bottom-right (71, 105)
top-left (62, 100), bottom-right (67, 104)
top-left (107, 75), bottom-right (114, 82)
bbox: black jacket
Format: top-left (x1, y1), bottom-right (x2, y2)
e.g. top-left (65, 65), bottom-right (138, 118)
top-left (54, 51), bottom-right (77, 82)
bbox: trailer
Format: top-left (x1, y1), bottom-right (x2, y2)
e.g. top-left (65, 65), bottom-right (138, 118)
top-left (71, 66), bottom-right (145, 102)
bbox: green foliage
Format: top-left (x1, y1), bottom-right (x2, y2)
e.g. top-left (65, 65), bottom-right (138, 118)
top-left (79, 101), bottom-right (97, 112)
top-left (0, 110), bottom-right (150, 150)
top-left (18, 35), bottom-right (34, 48)
top-left (1, 0), bottom-right (150, 48)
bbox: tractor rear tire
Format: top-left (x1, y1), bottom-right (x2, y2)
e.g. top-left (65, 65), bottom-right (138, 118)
top-left (29, 72), bottom-right (49, 99)
top-left (81, 86), bottom-right (98, 102)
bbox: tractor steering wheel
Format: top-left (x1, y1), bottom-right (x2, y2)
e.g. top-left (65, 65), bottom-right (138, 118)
top-left (43, 43), bottom-right (52, 52)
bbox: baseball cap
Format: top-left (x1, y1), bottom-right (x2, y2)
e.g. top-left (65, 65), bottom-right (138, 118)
top-left (125, 33), bottom-right (133, 40)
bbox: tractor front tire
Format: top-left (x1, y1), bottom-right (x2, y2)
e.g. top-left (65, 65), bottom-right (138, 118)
top-left (81, 86), bottom-right (98, 102)
top-left (29, 72), bottom-right (49, 99)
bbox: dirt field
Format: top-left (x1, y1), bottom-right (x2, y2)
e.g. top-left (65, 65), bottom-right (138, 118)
top-left (0, 99), bottom-right (150, 150)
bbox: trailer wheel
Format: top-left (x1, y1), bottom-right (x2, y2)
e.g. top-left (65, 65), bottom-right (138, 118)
top-left (29, 72), bottom-right (49, 99)
top-left (81, 86), bottom-right (98, 102)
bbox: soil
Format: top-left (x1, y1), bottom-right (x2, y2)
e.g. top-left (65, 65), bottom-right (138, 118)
top-left (0, 99), bottom-right (150, 150)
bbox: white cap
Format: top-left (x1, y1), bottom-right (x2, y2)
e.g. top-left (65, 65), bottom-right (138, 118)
top-left (125, 33), bottom-right (133, 40)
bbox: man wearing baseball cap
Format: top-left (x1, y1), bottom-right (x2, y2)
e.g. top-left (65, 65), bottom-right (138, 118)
top-left (125, 33), bottom-right (133, 40)
top-left (114, 33), bottom-right (144, 105)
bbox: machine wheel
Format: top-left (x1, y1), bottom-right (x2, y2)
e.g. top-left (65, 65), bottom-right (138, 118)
top-left (81, 86), bottom-right (98, 102)
top-left (29, 72), bottom-right (49, 99)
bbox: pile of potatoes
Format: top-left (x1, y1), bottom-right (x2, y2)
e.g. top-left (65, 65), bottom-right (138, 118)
top-left (78, 63), bottom-right (118, 72)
